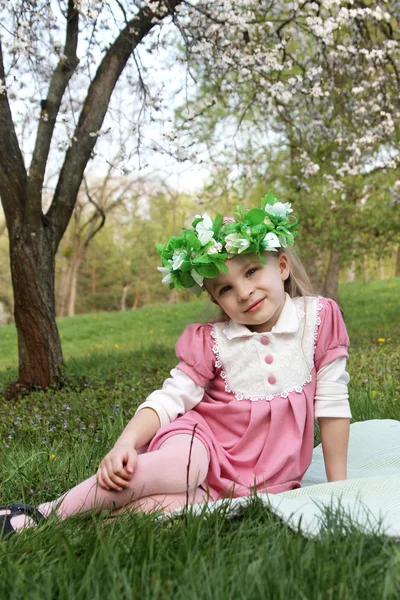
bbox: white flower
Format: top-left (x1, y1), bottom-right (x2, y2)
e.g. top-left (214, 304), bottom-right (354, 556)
top-left (191, 269), bottom-right (204, 287)
top-left (264, 202), bottom-right (293, 218)
top-left (172, 249), bottom-right (186, 270)
top-left (157, 266), bottom-right (173, 285)
top-left (224, 233), bottom-right (251, 255)
top-left (195, 213), bottom-right (215, 245)
top-left (206, 240), bottom-right (223, 255)
top-left (263, 232), bottom-right (281, 251)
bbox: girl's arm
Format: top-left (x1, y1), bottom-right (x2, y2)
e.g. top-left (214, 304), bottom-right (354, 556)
top-left (318, 416), bottom-right (350, 482)
top-left (97, 408), bottom-right (160, 491)
top-left (114, 407), bottom-right (161, 450)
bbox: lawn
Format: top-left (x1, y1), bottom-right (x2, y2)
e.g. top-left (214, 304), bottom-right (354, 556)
top-left (0, 280), bottom-right (399, 599)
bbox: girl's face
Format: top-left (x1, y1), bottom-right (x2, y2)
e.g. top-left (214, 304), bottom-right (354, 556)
top-left (205, 253), bottom-right (290, 333)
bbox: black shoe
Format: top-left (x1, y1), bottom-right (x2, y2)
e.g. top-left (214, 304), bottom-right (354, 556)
top-left (0, 503), bottom-right (46, 540)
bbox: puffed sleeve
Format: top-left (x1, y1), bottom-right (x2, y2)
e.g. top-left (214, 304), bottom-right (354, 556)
top-left (314, 298), bottom-right (352, 419)
top-left (314, 298), bottom-right (349, 371)
top-left (175, 322), bottom-right (216, 387)
top-left (134, 323), bottom-right (216, 426)
top-left (135, 368), bottom-right (205, 426)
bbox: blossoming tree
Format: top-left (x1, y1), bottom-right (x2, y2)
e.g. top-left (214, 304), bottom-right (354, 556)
top-left (174, 0), bottom-right (400, 295)
top-left (0, 0), bottom-right (183, 394)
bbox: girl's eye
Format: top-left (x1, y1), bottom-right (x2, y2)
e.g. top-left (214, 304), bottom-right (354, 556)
top-left (246, 267), bottom-right (257, 277)
top-left (219, 285), bottom-right (231, 296)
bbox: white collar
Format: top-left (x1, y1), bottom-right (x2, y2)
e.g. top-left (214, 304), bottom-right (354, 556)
top-left (222, 293), bottom-right (300, 340)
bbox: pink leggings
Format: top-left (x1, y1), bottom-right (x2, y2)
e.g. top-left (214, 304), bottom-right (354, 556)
top-left (40, 434), bottom-right (210, 518)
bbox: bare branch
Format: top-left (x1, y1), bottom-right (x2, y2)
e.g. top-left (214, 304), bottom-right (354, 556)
top-left (81, 177), bottom-right (106, 245)
top-left (28, 0), bottom-right (79, 205)
top-left (0, 38), bottom-right (27, 227)
top-left (47, 0), bottom-right (182, 250)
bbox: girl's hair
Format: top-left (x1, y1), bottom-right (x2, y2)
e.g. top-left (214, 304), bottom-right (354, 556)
top-left (279, 247), bottom-right (316, 298)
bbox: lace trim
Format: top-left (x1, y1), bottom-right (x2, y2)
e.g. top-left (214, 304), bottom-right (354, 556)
top-left (210, 296), bottom-right (324, 402)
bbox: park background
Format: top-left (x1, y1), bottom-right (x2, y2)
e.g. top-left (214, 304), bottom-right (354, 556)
top-left (1, 1), bottom-right (400, 598)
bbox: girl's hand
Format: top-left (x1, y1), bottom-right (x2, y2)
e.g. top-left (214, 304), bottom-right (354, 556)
top-left (96, 444), bottom-right (138, 491)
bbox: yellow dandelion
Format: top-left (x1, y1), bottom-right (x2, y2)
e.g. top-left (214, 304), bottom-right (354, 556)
top-left (148, 330), bottom-right (154, 334)
top-left (115, 344), bottom-right (119, 349)
top-left (378, 338), bottom-right (385, 343)
top-left (49, 454), bottom-right (57, 462)
top-left (371, 390), bottom-right (376, 399)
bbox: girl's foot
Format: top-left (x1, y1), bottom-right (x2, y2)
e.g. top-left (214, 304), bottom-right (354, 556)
top-left (0, 504), bottom-right (46, 540)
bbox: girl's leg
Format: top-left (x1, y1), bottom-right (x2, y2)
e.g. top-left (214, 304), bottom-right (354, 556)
top-left (6, 434), bottom-right (209, 532)
top-left (112, 487), bottom-right (208, 516)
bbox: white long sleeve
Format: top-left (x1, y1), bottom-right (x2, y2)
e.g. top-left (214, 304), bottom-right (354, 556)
top-left (135, 368), bottom-right (204, 426)
top-left (314, 356), bottom-right (352, 418)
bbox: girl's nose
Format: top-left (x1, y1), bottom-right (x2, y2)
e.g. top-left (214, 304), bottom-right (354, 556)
top-left (237, 282), bottom-right (254, 302)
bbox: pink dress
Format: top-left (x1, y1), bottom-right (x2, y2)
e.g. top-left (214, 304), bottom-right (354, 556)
top-left (147, 296), bottom-right (350, 500)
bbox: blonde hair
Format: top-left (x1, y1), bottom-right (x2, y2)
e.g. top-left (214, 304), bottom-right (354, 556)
top-left (279, 246), bottom-right (316, 298)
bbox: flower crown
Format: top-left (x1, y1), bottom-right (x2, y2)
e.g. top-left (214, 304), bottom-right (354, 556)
top-left (156, 191), bottom-right (298, 294)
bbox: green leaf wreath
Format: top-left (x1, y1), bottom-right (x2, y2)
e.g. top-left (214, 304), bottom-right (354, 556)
top-left (156, 191), bottom-right (298, 294)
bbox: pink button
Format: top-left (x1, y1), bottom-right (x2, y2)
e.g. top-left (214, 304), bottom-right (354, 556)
top-left (264, 355), bottom-right (274, 365)
top-left (261, 336), bottom-right (270, 345)
top-left (268, 375), bottom-right (277, 385)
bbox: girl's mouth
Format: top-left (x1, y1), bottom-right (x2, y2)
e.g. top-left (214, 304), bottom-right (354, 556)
top-left (246, 298), bottom-right (265, 313)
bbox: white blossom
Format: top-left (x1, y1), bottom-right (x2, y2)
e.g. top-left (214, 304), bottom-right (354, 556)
top-left (224, 233), bottom-right (250, 255)
top-left (264, 202), bottom-right (293, 218)
top-left (195, 213), bottom-right (215, 245)
top-left (172, 249), bottom-right (186, 270)
top-left (191, 269), bottom-right (204, 287)
top-left (263, 232), bottom-right (281, 251)
top-left (206, 240), bottom-right (223, 254)
top-left (157, 266), bottom-right (173, 285)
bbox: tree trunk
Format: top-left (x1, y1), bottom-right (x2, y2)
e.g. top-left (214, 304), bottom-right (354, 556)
top-left (132, 285), bottom-right (141, 310)
top-left (322, 249), bottom-right (342, 301)
top-left (67, 260), bottom-right (78, 317)
top-left (379, 257), bottom-right (385, 280)
top-left (301, 250), bottom-right (326, 293)
top-left (395, 245), bottom-right (400, 277)
top-left (168, 288), bottom-right (179, 304)
top-left (8, 226), bottom-right (63, 392)
top-left (346, 261), bottom-right (356, 282)
top-left (67, 250), bottom-right (83, 317)
top-left (91, 265), bottom-right (96, 296)
top-left (363, 255), bottom-right (369, 282)
top-left (57, 255), bottom-right (72, 317)
top-left (121, 283), bottom-right (131, 311)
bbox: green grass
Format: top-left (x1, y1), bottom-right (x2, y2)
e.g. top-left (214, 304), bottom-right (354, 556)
top-left (0, 280), bottom-right (399, 599)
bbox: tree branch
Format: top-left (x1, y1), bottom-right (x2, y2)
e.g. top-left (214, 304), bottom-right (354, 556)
top-left (0, 38), bottom-right (27, 228)
top-left (48, 0), bottom-right (182, 250)
top-left (28, 0), bottom-right (79, 205)
top-left (81, 177), bottom-right (106, 245)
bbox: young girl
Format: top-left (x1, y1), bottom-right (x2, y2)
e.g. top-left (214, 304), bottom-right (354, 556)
top-left (1, 192), bottom-right (351, 539)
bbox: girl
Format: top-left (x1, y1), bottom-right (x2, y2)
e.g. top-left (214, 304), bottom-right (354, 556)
top-left (1, 192), bottom-right (351, 539)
